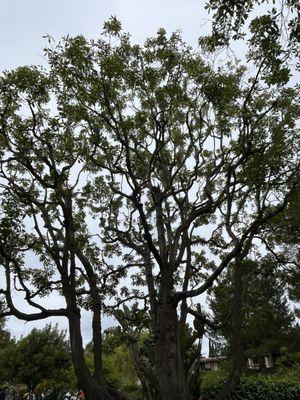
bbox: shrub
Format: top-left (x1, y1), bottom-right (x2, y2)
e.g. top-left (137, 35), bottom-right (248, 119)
top-left (201, 375), bottom-right (300, 400)
top-left (122, 383), bottom-right (144, 400)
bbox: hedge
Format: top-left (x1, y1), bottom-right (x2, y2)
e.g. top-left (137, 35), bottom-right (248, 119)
top-left (201, 376), bottom-right (300, 400)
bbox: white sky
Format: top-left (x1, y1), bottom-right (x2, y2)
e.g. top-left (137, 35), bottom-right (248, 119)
top-left (1, 0), bottom-right (211, 70)
top-left (1, 0), bottom-right (214, 348)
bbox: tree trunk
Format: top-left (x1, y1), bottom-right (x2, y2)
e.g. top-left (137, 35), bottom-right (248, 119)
top-left (91, 294), bottom-right (106, 385)
top-left (64, 288), bottom-right (127, 400)
top-left (68, 312), bottom-right (110, 399)
top-left (215, 258), bottom-right (243, 400)
top-left (128, 338), bottom-right (152, 400)
top-left (68, 311), bottom-right (130, 400)
top-left (155, 283), bottom-right (191, 400)
top-left (188, 339), bottom-right (203, 400)
top-left (75, 251), bottom-right (106, 386)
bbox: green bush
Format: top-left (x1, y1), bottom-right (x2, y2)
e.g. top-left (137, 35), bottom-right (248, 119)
top-left (122, 383), bottom-right (143, 400)
top-left (201, 376), bottom-right (300, 400)
top-left (200, 370), bottom-right (227, 392)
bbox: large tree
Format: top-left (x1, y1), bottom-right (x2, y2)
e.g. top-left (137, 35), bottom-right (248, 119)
top-left (48, 20), bottom-right (299, 399)
top-left (0, 19), bottom-right (299, 400)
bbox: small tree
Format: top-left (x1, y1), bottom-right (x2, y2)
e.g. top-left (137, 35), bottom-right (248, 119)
top-left (0, 325), bottom-right (71, 390)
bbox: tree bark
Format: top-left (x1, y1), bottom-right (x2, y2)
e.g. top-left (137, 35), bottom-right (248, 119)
top-left (75, 250), bottom-right (106, 386)
top-left (68, 311), bottom-right (110, 400)
top-left (91, 300), bottom-right (106, 385)
top-left (155, 277), bottom-right (191, 400)
top-left (215, 257), bottom-right (243, 400)
top-left (63, 273), bottom-right (129, 400)
top-left (68, 310), bottom-right (130, 400)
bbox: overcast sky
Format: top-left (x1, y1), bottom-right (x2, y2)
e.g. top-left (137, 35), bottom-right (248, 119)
top-left (1, 0), bottom-right (211, 70)
top-left (1, 0), bottom-right (215, 347)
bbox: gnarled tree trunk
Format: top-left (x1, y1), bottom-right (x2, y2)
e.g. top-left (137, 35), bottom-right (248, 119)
top-left (68, 312), bottom-right (110, 400)
top-left (155, 276), bottom-right (191, 400)
top-left (68, 310), bottom-right (130, 400)
top-left (64, 271), bottom-right (128, 400)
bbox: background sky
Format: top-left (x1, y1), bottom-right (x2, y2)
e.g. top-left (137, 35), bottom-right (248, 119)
top-left (1, 0), bottom-right (211, 70)
top-left (1, 0), bottom-right (213, 349)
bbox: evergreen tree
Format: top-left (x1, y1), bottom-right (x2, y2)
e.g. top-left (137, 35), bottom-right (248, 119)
top-left (209, 258), bottom-right (296, 361)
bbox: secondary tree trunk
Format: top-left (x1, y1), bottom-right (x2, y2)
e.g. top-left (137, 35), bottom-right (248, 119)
top-left (75, 251), bottom-right (106, 386)
top-left (68, 311), bottom-right (111, 400)
top-left (90, 288), bottom-right (106, 386)
top-left (63, 272), bottom-right (129, 400)
top-left (215, 258), bottom-right (243, 400)
top-left (155, 278), bottom-right (191, 400)
top-left (68, 311), bottom-right (130, 400)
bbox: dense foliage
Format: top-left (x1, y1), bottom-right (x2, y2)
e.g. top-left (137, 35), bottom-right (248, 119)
top-left (201, 376), bottom-right (300, 400)
top-left (0, 325), bottom-right (73, 390)
top-left (0, 14), bottom-right (299, 400)
top-left (204, 0), bottom-right (300, 75)
top-left (209, 258), bottom-right (298, 359)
